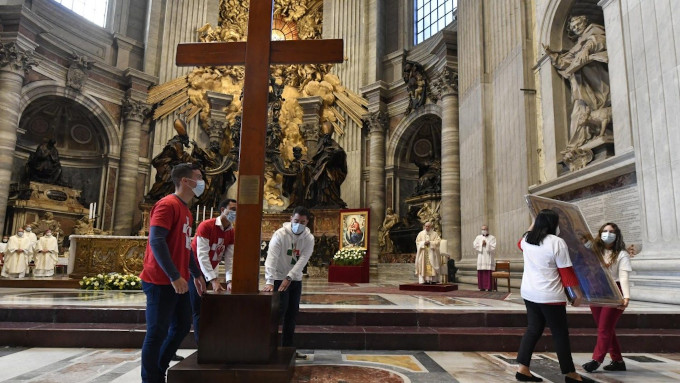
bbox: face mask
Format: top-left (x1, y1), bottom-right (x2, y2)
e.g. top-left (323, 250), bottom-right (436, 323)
top-left (25, 227), bottom-right (32, 232)
top-left (291, 222), bottom-right (305, 235)
top-left (481, 230), bottom-right (488, 236)
top-left (601, 232), bottom-right (616, 244)
top-left (46, 233), bottom-right (52, 237)
top-left (227, 210), bottom-right (236, 223)
top-left (189, 179), bottom-right (205, 197)
top-left (2, 239), bottom-right (7, 243)
top-left (17, 232), bottom-right (24, 237)
top-left (555, 226), bottom-right (561, 236)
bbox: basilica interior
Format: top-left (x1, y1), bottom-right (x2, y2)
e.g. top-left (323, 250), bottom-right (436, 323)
top-left (0, 0), bottom-right (679, 382)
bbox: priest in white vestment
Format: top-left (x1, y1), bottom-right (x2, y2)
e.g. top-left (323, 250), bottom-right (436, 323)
top-left (25, 225), bottom-right (38, 264)
top-left (0, 236), bottom-right (8, 256)
top-left (473, 225), bottom-right (497, 291)
top-left (415, 221), bottom-right (442, 284)
top-left (1, 229), bottom-right (32, 278)
top-left (34, 230), bottom-right (59, 277)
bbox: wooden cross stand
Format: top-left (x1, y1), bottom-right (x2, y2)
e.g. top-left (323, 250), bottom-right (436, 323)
top-left (168, 1), bottom-right (343, 381)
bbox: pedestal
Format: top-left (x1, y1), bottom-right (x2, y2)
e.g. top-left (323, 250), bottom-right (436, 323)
top-left (168, 293), bottom-right (295, 382)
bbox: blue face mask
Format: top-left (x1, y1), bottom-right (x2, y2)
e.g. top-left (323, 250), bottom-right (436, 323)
top-left (291, 222), bottom-right (305, 235)
top-left (190, 179), bottom-right (205, 197)
top-left (226, 210), bottom-right (236, 223)
top-left (601, 232), bottom-right (616, 244)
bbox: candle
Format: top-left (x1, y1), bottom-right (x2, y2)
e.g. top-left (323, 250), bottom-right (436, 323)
top-left (196, 205), bottom-right (200, 221)
top-left (440, 239), bottom-right (448, 256)
top-left (210, 207), bottom-right (214, 219)
top-left (89, 203), bottom-right (93, 219)
top-left (202, 206), bottom-right (206, 221)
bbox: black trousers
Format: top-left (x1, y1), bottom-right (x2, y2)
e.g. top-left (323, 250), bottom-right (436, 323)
top-left (273, 280), bottom-right (302, 347)
top-left (517, 299), bottom-right (576, 375)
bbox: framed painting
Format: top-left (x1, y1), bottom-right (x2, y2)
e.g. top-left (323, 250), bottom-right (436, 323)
top-left (339, 209), bottom-right (369, 250)
top-left (525, 195), bottom-right (623, 307)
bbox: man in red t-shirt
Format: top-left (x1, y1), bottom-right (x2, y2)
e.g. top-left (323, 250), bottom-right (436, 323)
top-left (140, 163), bottom-right (207, 383)
top-left (188, 198), bottom-right (237, 342)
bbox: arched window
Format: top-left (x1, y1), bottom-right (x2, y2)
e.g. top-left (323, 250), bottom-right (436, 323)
top-left (51, 0), bottom-right (109, 28)
top-left (415, 0), bottom-right (457, 45)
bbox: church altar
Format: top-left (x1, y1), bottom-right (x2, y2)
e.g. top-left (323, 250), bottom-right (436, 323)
top-left (68, 235), bottom-right (146, 278)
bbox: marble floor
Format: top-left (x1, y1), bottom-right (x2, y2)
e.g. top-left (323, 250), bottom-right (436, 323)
top-left (0, 347), bottom-right (678, 382)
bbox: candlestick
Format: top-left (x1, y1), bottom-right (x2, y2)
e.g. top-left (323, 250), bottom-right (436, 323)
top-left (196, 205), bottom-right (200, 222)
top-left (202, 206), bottom-right (206, 221)
top-left (210, 207), bottom-right (214, 219)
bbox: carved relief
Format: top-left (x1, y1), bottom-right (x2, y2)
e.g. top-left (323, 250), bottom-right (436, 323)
top-left (0, 42), bottom-right (38, 74)
top-left (434, 66), bottom-right (458, 98)
top-left (122, 97), bottom-right (149, 122)
top-left (363, 111), bottom-right (388, 134)
top-left (66, 53), bottom-right (93, 91)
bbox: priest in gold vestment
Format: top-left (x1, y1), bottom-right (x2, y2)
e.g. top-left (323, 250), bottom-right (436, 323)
top-left (415, 221), bottom-right (442, 284)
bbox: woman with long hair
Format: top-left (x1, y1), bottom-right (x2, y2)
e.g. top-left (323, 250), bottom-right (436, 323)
top-left (516, 209), bottom-right (593, 383)
top-left (582, 222), bottom-right (632, 373)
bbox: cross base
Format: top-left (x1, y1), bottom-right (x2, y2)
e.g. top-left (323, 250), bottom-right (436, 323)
top-left (167, 348), bottom-right (295, 383)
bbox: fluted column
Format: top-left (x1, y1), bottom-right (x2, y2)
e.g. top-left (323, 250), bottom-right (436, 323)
top-left (0, 42), bottom-right (37, 230)
top-left (435, 67), bottom-right (461, 260)
top-left (364, 111), bottom-right (388, 266)
top-left (113, 97), bottom-right (149, 235)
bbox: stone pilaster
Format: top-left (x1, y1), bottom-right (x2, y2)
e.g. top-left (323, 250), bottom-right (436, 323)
top-left (434, 67), bottom-right (461, 261)
top-left (113, 96), bottom-right (149, 235)
top-left (298, 96), bottom-right (323, 159)
top-left (0, 42), bottom-right (37, 230)
top-left (363, 110), bottom-right (388, 266)
top-left (206, 91), bottom-right (233, 143)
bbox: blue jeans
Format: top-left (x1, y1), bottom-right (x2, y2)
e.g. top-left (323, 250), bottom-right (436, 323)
top-left (187, 276), bottom-right (203, 344)
top-left (273, 280), bottom-right (302, 347)
top-left (141, 281), bottom-right (192, 383)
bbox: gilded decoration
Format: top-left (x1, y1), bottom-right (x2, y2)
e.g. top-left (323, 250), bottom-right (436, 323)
top-left (71, 237), bottom-right (147, 278)
top-left (148, 0), bottom-right (367, 206)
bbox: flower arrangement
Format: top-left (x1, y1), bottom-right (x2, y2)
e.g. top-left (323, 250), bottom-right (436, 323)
top-left (332, 247), bottom-right (367, 266)
top-left (79, 273), bottom-right (142, 290)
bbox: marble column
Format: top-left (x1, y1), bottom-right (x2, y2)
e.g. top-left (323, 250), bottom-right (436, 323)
top-left (435, 67), bottom-right (461, 261)
top-left (298, 96), bottom-right (323, 160)
top-left (364, 111), bottom-right (388, 266)
top-left (0, 42), bottom-right (37, 231)
top-left (113, 97), bottom-right (149, 235)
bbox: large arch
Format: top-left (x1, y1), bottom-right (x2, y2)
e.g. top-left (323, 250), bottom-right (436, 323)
top-left (19, 81), bottom-right (121, 156)
top-left (386, 103), bottom-right (442, 168)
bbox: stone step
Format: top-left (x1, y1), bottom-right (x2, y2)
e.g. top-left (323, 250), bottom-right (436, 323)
top-left (0, 321), bottom-right (678, 352)
top-left (2, 307), bottom-right (678, 330)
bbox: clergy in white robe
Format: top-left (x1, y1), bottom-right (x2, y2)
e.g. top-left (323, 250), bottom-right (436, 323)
top-left (34, 231), bottom-right (59, 277)
top-left (415, 222), bottom-right (442, 284)
top-left (0, 236), bottom-right (8, 256)
top-left (1, 230), bottom-right (32, 278)
top-left (473, 225), bottom-right (497, 291)
top-left (25, 225), bottom-right (38, 263)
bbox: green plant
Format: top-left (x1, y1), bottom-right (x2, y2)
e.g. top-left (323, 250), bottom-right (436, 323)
top-left (79, 273), bottom-right (142, 290)
top-left (332, 247), bottom-right (366, 266)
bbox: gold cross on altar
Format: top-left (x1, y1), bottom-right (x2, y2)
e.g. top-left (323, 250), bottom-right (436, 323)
top-left (176, 0), bottom-right (343, 294)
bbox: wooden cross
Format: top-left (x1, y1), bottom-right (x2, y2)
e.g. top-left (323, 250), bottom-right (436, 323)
top-left (176, 0), bottom-right (343, 294)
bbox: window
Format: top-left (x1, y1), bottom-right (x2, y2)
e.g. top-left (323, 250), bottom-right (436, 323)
top-left (415, 0), bottom-right (456, 45)
top-left (52, 0), bottom-right (109, 28)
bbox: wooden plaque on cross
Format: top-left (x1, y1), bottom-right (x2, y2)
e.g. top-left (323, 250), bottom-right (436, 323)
top-left (176, 0), bottom-right (343, 294)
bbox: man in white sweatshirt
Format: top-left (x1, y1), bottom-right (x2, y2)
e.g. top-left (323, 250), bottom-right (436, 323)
top-left (262, 206), bottom-right (314, 358)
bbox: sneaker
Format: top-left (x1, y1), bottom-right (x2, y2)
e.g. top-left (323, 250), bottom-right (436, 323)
top-left (582, 360), bottom-right (600, 372)
top-left (171, 354), bottom-right (184, 361)
top-left (603, 360), bottom-right (626, 371)
top-left (295, 352), bottom-right (307, 360)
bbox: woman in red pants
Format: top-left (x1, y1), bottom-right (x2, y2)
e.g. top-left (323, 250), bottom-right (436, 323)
top-left (582, 222), bottom-right (632, 373)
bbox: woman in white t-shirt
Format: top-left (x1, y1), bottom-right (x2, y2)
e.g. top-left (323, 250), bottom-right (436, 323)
top-left (515, 209), bottom-right (594, 383)
top-left (581, 222), bottom-right (633, 373)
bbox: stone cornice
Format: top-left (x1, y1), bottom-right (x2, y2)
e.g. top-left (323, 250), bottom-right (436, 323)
top-left (0, 41), bottom-right (38, 75)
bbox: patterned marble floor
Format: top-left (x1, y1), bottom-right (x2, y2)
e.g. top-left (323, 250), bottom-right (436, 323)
top-left (0, 347), bottom-right (678, 382)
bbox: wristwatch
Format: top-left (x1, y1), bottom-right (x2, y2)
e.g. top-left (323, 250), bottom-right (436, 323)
top-left (285, 276), bottom-right (292, 281)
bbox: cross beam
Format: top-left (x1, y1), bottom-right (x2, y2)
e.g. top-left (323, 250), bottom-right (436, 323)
top-left (175, 0), bottom-right (343, 294)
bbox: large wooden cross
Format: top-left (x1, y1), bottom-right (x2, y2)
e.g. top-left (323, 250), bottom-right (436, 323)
top-left (176, 0), bottom-right (343, 294)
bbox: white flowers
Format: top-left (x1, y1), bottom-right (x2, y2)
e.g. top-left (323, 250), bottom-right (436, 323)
top-left (333, 248), bottom-right (367, 266)
top-left (79, 273), bottom-right (142, 290)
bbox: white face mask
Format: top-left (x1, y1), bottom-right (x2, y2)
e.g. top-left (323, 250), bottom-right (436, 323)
top-left (226, 210), bottom-right (236, 223)
top-left (555, 226), bottom-right (561, 236)
top-left (17, 232), bottom-right (24, 237)
top-left (291, 222), bottom-right (306, 235)
top-left (46, 232), bottom-right (52, 237)
top-left (481, 230), bottom-right (488, 236)
top-left (601, 232), bottom-right (616, 244)
top-left (25, 227), bottom-right (32, 232)
top-left (190, 179), bottom-right (205, 197)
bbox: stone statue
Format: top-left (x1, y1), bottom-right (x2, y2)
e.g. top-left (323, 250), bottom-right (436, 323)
top-left (543, 16), bottom-right (611, 161)
top-left (73, 215), bottom-right (108, 235)
top-left (417, 202), bottom-right (441, 235)
top-left (378, 208), bottom-right (400, 254)
top-left (145, 119), bottom-right (193, 201)
top-left (32, 212), bottom-right (64, 249)
top-left (403, 60), bottom-right (429, 114)
top-left (304, 123), bottom-right (347, 209)
top-left (413, 158), bottom-right (441, 196)
top-left (282, 146), bottom-right (310, 210)
top-left (25, 139), bottom-right (66, 186)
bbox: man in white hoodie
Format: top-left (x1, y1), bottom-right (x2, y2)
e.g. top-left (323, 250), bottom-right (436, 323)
top-left (262, 206), bottom-right (314, 358)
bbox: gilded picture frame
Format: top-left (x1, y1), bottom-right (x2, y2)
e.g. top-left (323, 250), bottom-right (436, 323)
top-left (525, 195), bottom-right (624, 307)
top-left (339, 209), bottom-right (369, 250)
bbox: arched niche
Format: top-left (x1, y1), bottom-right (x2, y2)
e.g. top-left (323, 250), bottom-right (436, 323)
top-left (386, 105), bottom-right (442, 216)
top-left (537, 0), bottom-right (607, 178)
top-left (15, 95), bottom-right (111, 209)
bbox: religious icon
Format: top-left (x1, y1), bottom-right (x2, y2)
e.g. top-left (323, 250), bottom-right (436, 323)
top-left (525, 195), bottom-right (624, 307)
top-left (339, 209), bottom-right (369, 250)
